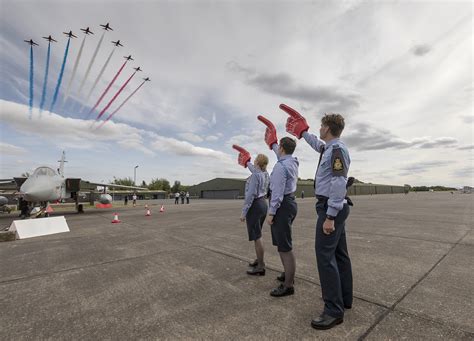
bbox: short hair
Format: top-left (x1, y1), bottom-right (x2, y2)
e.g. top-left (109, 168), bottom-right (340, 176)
top-left (255, 154), bottom-right (269, 171)
top-left (279, 137), bottom-right (296, 155)
top-left (321, 113), bottom-right (345, 137)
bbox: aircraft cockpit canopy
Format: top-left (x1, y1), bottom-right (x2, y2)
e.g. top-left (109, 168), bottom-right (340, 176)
top-left (32, 167), bottom-right (57, 177)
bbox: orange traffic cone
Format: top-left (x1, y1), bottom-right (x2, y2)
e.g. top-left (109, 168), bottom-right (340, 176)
top-left (112, 213), bottom-right (121, 223)
top-left (145, 208), bottom-right (151, 216)
top-left (160, 205), bottom-right (164, 213)
top-left (46, 205), bottom-right (54, 213)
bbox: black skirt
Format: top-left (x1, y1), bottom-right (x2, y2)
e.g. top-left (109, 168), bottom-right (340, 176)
top-left (246, 197), bottom-right (268, 241)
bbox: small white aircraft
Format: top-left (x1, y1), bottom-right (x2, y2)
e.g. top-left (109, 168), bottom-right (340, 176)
top-left (2, 152), bottom-right (144, 218)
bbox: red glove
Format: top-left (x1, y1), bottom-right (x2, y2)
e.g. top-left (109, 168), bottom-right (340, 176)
top-left (232, 144), bottom-right (251, 168)
top-left (257, 115), bottom-right (278, 150)
top-left (280, 104), bottom-right (309, 139)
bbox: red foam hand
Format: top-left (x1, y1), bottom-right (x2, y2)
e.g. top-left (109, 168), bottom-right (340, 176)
top-left (232, 144), bottom-right (251, 168)
top-left (257, 115), bottom-right (278, 149)
top-left (279, 104), bottom-right (309, 139)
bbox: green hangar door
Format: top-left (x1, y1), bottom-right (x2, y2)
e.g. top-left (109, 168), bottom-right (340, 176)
top-left (201, 190), bottom-right (240, 199)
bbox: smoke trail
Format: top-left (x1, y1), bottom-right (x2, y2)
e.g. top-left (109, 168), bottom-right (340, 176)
top-left (97, 80), bottom-right (146, 129)
top-left (49, 38), bottom-right (71, 113)
top-left (28, 45), bottom-right (34, 118)
top-left (78, 47), bottom-right (115, 115)
top-left (62, 34), bottom-right (87, 106)
top-left (39, 42), bottom-right (52, 114)
top-left (86, 60), bottom-right (128, 118)
top-left (77, 31), bottom-right (105, 96)
top-left (96, 71), bottom-right (137, 121)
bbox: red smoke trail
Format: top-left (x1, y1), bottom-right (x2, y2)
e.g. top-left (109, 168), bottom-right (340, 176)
top-left (95, 71), bottom-right (137, 120)
top-left (87, 60), bottom-right (127, 117)
top-left (97, 80), bottom-right (146, 129)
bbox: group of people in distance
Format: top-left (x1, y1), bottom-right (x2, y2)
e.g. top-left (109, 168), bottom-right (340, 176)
top-left (232, 103), bottom-right (352, 330)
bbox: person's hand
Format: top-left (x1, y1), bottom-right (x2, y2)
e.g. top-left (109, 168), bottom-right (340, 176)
top-left (257, 115), bottom-right (278, 149)
top-left (323, 219), bottom-right (335, 235)
top-left (240, 215), bottom-right (246, 222)
top-left (267, 215), bottom-right (274, 225)
top-left (232, 145), bottom-right (251, 168)
top-left (280, 104), bottom-right (309, 139)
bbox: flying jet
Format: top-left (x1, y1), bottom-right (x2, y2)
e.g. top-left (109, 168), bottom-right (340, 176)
top-left (63, 31), bottom-right (77, 38)
top-left (124, 55), bottom-right (134, 61)
top-left (143, 77), bottom-right (151, 82)
top-left (111, 40), bottom-right (123, 47)
top-left (42, 35), bottom-right (57, 43)
top-left (80, 27), bottom-right (94, 35)
top-left (133, 67), bottom-right (142, 72)
top-left (100, 22), bottom-right (113, 31)
top-left (5, 152), bottom-right (144, 218)
top-left (24, 39), bottom-right (39, 46)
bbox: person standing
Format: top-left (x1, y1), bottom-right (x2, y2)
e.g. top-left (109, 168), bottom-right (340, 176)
top-left (301, 190), bottom-right (305, 199)
top-left (258, 115), bottom-right (299, 297)
top-left (232, 145), bottom-right (270, 276)
top-left (180, 191), bottom-right (185, 204)
top-left (174, 192), bottom-right (179, 205)
top-left (186, 192), bottom-right (190, 204)
top-left (132, 193), bottom-right (137, 207)
top-left (282, 103), bottom-right (352, 330)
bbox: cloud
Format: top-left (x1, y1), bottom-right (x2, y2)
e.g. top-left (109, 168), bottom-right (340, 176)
top-left (398, 160), bottom-right (451, 176)
top-left (412, 44), bottom-right (432, 56)
top-left (0, 142), bottom-right (27, 155)
top-left (458, 145), bottom-right (474, 150)
top-left (460, 115), bottom-right (474, 124)
top-left (344, 122), bottom-right (460, 151)
top-left (0, 100), bottom-right (233, 162)
top-left (227, 62), bottom-right (359, 111)
top-left (178, 132), bottom-right (204, 143)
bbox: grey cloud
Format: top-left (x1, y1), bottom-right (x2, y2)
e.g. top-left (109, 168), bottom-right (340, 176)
top-left (228, 62), bottom-right (359, 111)
top-left (458, 145), bottom-right (474, 150)
top-left (460, 115), bottom-right (474, 124)
top-left (451, 167), bottom-right (474, 179)
top-left (412, 44), bottom-right (432, 56)
top-left (398, 160), bottom-right (451, 176)
top-left (344, 123), bottom-right (459, 151)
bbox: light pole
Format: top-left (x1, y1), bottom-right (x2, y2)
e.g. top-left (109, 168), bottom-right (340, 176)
top-left (134, 165), bottom-right (139, 186)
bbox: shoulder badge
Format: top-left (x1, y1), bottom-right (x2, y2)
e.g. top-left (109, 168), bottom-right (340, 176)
top-left (331, 147), bottom-right (347, 176)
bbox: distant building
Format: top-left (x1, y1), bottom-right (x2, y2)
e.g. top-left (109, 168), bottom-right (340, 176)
top-left (463, 186), bottom-right (473, 194)
top-left (187, 178), bottom-right (407, 199)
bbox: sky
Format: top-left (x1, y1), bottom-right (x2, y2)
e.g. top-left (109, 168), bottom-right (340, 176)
top-left (0, 0), bottom-right (472, 188)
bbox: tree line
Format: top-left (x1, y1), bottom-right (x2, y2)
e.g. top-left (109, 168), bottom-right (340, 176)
top-left (112, 177), bottom-right (188, 193)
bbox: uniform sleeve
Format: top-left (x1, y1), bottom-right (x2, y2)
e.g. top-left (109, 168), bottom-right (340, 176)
top-left (269, 164), bottom-right (286, 215)
top-left (247, 161), bottom-right (256, 174)
top-left (242, 174), bottom-right (258, 217)
top-left (272, 143), bottom-right (281, 160)
top-left (327, 147), bottom-right (348, 216)
top-left (302, 131), bottom-right (325, 153)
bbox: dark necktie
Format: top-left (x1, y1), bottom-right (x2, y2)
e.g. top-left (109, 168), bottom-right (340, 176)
top-left (314, 146), bottom-right (325, 189)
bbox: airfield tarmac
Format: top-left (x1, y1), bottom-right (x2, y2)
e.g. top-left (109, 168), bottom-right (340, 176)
top-left (0, 192), bottom-right (473, 340)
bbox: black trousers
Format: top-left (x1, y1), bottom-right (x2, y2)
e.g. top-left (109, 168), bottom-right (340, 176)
top-left (315, 200), bottom-right (352, 318)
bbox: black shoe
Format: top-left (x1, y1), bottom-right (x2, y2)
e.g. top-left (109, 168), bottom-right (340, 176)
top-left (276, 272), bottom-right (285, 282)
top-left (344, 305), bottom-right (352, 309)
top-left (248, 259), bottom-right (258, 267)
top-left (270, 284), bottom-right (294, 297)
top-left (311, 313), bottom-right (343, 330)
top-left (246, 267), bottom-right (265, 276)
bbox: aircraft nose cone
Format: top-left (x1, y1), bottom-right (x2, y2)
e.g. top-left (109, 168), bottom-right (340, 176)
top-left (22, 187), bottom-right (56, 202)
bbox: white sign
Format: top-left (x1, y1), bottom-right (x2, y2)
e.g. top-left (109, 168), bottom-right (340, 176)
top-left (9, 216), bottom-right (70, 239)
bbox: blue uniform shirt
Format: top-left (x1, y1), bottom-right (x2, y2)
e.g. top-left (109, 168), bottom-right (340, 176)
top-left (302, 131), bottom-right (351, 217)
top-left (268, 143), bottom-right (299, 215)
top-left (242, 161), bottom-right (270, 216)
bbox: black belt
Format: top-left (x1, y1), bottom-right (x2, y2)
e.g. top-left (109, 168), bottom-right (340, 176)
top-left (284, 193), bottom-right (295, 199)
top-left (316, 195), bottom-right (353, 206)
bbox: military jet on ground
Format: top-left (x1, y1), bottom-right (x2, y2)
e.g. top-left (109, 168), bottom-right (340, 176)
top-left (42, 35), bottom-right (57, 43)
top-left (100, 22), bottom-right (113, 31)
top-left (80, 27), bottom-right (94, 35)
top-left (112, 40), bottom-right (123, 47)
top-left (24, 39), bottom-right (39, 46)
top-left (63, 31), bottom-right (77, 38)
top-left (4, 152), bottom-right (144, 218)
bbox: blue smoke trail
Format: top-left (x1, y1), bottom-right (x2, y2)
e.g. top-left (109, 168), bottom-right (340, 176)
top-left (49, 38), bottom-right (71, 113)
top-left (28, 45), bottom-right (34, 118)
top-left (39, 42), bottom-right (51, 114)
